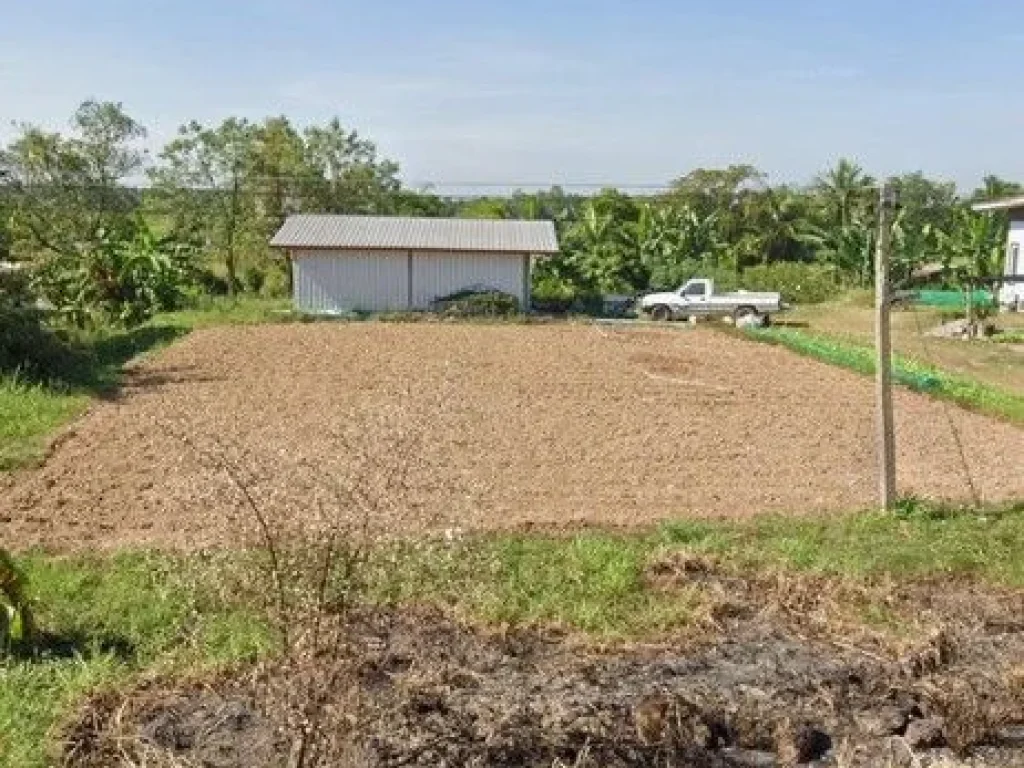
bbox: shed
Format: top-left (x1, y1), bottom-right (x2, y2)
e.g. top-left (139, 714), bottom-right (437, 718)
top-left (270, 215), bottom-right (560, 314)
top-left (971, 196), bottom-right (1024, 310)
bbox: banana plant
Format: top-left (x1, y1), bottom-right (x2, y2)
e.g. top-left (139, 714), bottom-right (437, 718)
top-left (932, 207), bottom-right (1006, 333)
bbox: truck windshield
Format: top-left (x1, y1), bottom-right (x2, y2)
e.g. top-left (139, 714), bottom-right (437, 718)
top-left (682, 282), bottom-right (706, 297)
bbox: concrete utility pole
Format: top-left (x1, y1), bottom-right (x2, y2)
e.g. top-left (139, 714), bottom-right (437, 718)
top-left (875, 183), bottom-right (898, 509)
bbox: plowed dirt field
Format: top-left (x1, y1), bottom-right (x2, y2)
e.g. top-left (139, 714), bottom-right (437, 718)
top-left (3, 323), bottom-right (1022, 550)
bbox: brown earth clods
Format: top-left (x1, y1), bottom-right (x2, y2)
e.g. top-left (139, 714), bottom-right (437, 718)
top-left (3, 323), bottom-right (1024, 551)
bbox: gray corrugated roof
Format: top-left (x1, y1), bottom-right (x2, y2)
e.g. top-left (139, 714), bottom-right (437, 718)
top-left (270, 215), bottom-right (560, 253)
top-left (973, 195), bottom-right (1024, 212)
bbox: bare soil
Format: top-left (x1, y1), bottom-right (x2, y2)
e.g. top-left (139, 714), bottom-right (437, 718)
top-left (2, 323), bottom-right (1024, 551)
top-left (64, 569), bottom-right (1024, 768)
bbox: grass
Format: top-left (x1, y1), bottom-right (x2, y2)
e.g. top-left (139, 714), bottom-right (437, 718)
top-left (0, 297), bottom-right (288, 471)
top-left (4, 500), bottom-right (1023, 765)
top-left (369, 501), bottom-right (1024, 636)
top-left (0, 552), bottom-right (271, 768)
top-left (0, 379), bottom-right (88, 470)
top-left (744, 326), bottom-right (1024, 424)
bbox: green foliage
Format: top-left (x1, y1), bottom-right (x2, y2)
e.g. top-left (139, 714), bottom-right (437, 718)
top-left (31, 220), bottom-right (198, 327)
top-left (1, 101), bottom-right (146, 270)
top-left (372, 534), bottom-right (696, 637)
top-left (740, 263), bottom-right (844, 304)
top-left (0, 268), bottom-right (81, 379)
top-left (433, 289), bottom-right (520, 317)
top-left (531, 272), bottom-right (602, 313)
top-left (0, 549), bottom-right (35, 654)
top-left (2, 98), bottom-right (1021, 324)
top-left (640, 205), bottom-right (728, 288)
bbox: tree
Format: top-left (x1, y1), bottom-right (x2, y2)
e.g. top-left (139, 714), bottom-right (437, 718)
top-left (638, 204), bottom-right (725, 289)
top-left (933, 206), bottom-right (1006, 333)
top-left (561, 190), bottom-right (645, 293)
top-left (302, 118), bottom-right (400, 214)
top-left (813, 158), bottom-right (875, 230)
top-left (150, 118), bottom-right (259, 294)
top-left (251, 116), bottom-right (308, 234)
top-left (459, 198), bottom-right (509, 219)
top-left (1, 101), bottom-right (146, 262)
top-left (734, 186), bottom-right (813, 267)
top-left (667, 165), bottom-right (765, 252)
top-left (971, 175), bottom-right (1023, 203)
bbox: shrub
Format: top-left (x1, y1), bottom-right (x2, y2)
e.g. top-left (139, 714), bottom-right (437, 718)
top-left (531, 275), bottom-right (604, 314)
top-left (261, 261), bottom-right (291, 298)
top-left (432, 289), bottom-right (520, 317)
top-left (0, 269), bottom-right (84, 379)
top-left (0, 549), bottom-right (35, 654)
top-left (241, 265), bottom-right (266, 295)
top-left (648, 260), bottom-right (740, 294)
top-left (740, 263), bottom-right (844, 305)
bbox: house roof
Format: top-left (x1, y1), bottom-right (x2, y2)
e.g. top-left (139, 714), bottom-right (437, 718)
top-left (972, 195), bottom-right (1024, 213)
top-left (270, 215), bottom-right (560, 254)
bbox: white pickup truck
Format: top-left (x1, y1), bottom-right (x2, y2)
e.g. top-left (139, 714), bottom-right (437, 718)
top-left (639, 278), bottom-right (785, 325)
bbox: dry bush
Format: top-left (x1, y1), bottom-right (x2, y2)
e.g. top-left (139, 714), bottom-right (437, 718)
top-left (916, 666), bottom-right (1024, 754)
top-left (644, 549), bottom-right (939, 657)
top-left (150, 379), bottom-right (462, 767)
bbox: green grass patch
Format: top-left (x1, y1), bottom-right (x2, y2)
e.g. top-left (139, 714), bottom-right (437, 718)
top-left (0, 379), bottom-right (88, 470)
top-left (745, 327), bottom-right (1024, 424)
top-left (0, 552), bottom-right (271, 768)
top-left (150, 296), bottom-right (292, 331)
top-left (660, 500), bottom-right (1024, 585)
top-left (371, 501), bottom-right (1024, 638)
top-left (371, 533), bottom-right (700, 636)
top-left (993, 330), bottom-right (1024, 344)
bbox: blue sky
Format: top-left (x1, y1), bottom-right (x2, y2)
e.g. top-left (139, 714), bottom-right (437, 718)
top-left (1, 0), bottom-right (1020, 191)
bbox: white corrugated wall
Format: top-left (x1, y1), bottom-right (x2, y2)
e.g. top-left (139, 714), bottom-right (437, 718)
top-left (411, 251), bottom-right (525, 309)
top-left (292, 250), bottom-right (409, 312)
top-left (291, 249), bottom-right (528, 313)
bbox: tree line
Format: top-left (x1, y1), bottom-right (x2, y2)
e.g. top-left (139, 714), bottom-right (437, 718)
top-left (1, 99), bottom-right (1019, 327)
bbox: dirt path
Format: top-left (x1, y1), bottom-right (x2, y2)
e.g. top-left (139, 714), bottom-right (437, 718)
top-left (2, 323), bottom-right (1023, 551)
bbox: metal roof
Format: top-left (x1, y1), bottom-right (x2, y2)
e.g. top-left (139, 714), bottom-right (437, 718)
top-left (972, 195), bottom-right (1024, 212)
top-left (270, 215), bottom-right (560, 253)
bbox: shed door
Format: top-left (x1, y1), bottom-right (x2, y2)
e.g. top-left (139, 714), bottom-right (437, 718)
top-left (293, 251), bottom-right (409, 313)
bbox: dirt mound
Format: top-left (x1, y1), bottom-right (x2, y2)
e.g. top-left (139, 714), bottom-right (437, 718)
top-left (64, 608), bottom-right (1024, 768)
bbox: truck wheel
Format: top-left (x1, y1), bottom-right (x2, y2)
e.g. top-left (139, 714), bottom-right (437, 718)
top-left (733, 306), bottom-right (759, 324)
top-left (650, 305), bottom-right (672, 322)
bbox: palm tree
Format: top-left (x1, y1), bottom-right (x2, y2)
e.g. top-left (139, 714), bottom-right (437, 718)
top-left (740, 187), bottom-right (810, 266)
top-left (813, 158), bottom-right (875, 230)
top-left (973, 175), bottom-right (1023, 203)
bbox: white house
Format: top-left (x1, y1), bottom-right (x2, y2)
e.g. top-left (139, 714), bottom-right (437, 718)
top-left (971, 197), bottom-right (1024, 310)
top-left (270, 215), bottom-right (560, 314)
